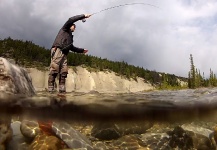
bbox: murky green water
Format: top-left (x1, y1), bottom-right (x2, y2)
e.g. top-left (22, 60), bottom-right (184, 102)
top-left (1, 88), bottom-right (217, 149)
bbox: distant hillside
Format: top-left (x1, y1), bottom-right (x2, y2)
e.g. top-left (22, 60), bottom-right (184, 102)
top-left (0, 37), bottom-right (188, 89)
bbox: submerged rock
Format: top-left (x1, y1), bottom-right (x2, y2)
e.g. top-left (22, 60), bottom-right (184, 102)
top-left (167, 126), bottom-right (194, 149)
top-left (91, 123), bottom-right (121, 140)
top-left (52, 121), bottom-right (93, 150)
top-left (0, 115), bottom-right (13, 150)
top-left (6, 121), bottom-right (29, 150)
top-left (20, 120), bottom-right (41, 141)
top-left (112, 134), bottom-right (144, 149)
top-left (140, 125), bottom-right (215, 150)
top-left (91, 121), bottom-right (153, 141)
top-left (140, 133), bottom-right (171, 149)
top-left (29, 134), bottom-right (63, 150)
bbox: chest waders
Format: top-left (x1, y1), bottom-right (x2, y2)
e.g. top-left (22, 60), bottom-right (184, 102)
top-left (48, 47), bottom-right (67, 93)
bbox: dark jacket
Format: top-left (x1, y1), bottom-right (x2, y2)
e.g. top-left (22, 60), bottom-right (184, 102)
top-left (52, 14), bottom-right (86, 55)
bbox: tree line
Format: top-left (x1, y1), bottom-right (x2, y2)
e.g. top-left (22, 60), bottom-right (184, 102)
top-left (188, 54), bottom-right (217, 88)
top-left (0, 37), bottom-right (187, 89)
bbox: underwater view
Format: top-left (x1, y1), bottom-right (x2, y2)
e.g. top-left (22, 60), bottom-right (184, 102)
top-left (1, 89), bottom-right (217, 150)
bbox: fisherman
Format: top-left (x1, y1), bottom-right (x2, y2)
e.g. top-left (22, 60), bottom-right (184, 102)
top-left (48, 14), bottom-right (91, 93)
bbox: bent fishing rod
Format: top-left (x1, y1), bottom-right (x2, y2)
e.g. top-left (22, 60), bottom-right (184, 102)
top-left (82, 2), bottom-right (160, 22)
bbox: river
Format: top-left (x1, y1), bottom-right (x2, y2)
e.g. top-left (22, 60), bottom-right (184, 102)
top-left (1, 88), bottom-right (217, 149)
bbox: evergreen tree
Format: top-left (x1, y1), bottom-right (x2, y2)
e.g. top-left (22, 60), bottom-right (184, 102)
top-left (189, 54), bottom-right (196, 88)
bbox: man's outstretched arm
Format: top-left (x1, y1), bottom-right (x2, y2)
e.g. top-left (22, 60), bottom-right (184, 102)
top-left (62, 14), bottom-right (91, 30)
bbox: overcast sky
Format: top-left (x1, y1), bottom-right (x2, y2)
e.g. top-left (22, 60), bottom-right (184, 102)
top-left (0, 0), bottom-right (217, 77)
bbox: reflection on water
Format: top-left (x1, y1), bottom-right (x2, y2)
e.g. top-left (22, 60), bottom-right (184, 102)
top-left (1, 88), bottom-right (217, 149)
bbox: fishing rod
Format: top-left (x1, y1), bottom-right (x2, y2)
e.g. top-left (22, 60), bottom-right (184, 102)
top-left (91, 2), bottom-right (160, 16)
top-left (82, 2), bottom-right (160, 22)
